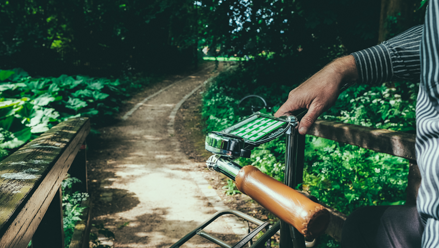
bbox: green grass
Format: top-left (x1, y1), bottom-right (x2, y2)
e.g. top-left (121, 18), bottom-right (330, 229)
top-left (202, 52), bottom-right (275, 61)
top-left (202, 56), bottom-right (245, 61)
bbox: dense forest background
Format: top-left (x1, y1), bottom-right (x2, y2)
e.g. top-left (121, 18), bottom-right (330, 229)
top-left (0, 1), bottom-right (428, 247)
top-left (0, 0), bottom-right (426, 78)
top-left (0, 0), bottom-right (201, 76)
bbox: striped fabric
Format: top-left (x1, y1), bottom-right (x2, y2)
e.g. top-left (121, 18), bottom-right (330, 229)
top-left (352, 25), bottom-right (423, 85)
top-left (351, 1), bottom-right (439, 246)
top-left (418, 0), bottom-right (439, 246)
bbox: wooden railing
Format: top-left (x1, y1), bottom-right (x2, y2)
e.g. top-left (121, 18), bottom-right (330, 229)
top-left (0, 117), bottom-right (90, 248)
top-left (307, 120), bottom-right (419, 241)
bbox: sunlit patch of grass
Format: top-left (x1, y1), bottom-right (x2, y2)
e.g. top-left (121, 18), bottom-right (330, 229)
top-left (202, 56), bottom-right (245, 61)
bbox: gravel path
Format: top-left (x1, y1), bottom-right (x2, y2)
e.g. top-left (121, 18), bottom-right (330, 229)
top-left (88, 63), bottom-right (246, 248)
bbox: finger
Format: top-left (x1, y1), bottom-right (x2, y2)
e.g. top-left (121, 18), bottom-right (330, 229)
top-left (298, 102), bottom-right (325, 135)
top-left (274, 99), bottom-right (301, 118)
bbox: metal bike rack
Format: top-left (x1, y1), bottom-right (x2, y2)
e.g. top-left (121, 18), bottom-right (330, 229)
top-left (170, 209), bottom-right (274, 248)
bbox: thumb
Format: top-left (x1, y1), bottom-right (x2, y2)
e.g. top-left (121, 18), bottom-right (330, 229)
top-left (274, 99), bottom-right (302, 118)
top-left (298, 103), bottom-right (324, 135)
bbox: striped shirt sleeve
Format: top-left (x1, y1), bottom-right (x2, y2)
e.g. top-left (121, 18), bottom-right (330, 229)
top-left (351, 25), bottom-right (423, 85)
top-left (417, 0), bottom-right (439, 247)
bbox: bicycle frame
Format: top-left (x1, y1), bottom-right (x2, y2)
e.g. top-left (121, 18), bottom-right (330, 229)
top-left (171, 114), bottom-right (308, 248)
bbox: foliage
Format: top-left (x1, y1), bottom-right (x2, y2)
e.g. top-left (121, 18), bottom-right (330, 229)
top-left (198, 0), bottom-right (381, 59)
top-left (201, 66), bottom-right (417, 223)
top-left (0, 68), bottom-right (157, 160)
top-left (0, 68), bottom-right (157, 247)
top-left (202, 68), bottom-right (417, 247)
top-left (223, 179), bottom-right (241, 195)
top-left (62, 175), bottom-right (89, 248)
top-left (0, 0), bottom-right (199, 76)
top-left (197, 0), bottom-right (425, 61)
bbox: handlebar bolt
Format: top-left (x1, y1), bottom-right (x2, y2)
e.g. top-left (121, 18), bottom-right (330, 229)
top-left (240, 149), bottom-right (252, 158)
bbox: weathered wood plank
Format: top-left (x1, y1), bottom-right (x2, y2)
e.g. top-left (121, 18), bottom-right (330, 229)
top-left (68, 142), bottom-right (90, 248)
top-left (308, 120), bottom-right (416, 160)
top-left (307, 120), bottom-right (419, 241)
top-left (0, 117), bottom-right (90, 248)
top-left (32, 187), bottom-right (64, 248)
top-left (324, 207), bottom-right (346, 242)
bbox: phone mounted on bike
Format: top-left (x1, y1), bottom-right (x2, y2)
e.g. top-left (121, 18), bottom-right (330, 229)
top-left (205, 112), bottom-right (300, 159)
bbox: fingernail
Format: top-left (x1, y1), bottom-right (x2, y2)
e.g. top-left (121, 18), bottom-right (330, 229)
top-left (299, 127), bottom-right (307, 134)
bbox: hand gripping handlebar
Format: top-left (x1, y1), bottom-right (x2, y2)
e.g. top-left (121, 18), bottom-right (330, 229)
top-left (235, 166), bottom-right (329, 239)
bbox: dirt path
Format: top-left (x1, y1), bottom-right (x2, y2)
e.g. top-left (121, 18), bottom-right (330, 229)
top-left (88, 63), bottom-right (247, 247)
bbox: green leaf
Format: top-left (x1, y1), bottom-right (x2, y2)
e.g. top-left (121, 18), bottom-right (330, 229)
top-left (108, 79), bottom-right (120, 86)
top-left (0, 127), bottom-right (31, 149)
top-left (0, 117), bottom-right (31, 149)
top-left (31, 123), bottom-right (50, 133)
top-left (8, 68), bottom-right (29, 81)
top-left (0, 100), bottom-right (22, 118)
top-left (25, 80), bottom-right (48, 92)
top-left (68, 80), bottom-right (84, 89)
top-left (48, 84), bottom-right (60, 93)
top-left (79, 108), bottom-right (99, 117)
top-left (65, 97), bottom-right (88, 112)
top-left (15, 101), bottom-right (34, 119)
top-left (72, 89), bottom-right (93, 98)
top-left (53, 75), bottom-right (75, 87)
top-left (28, 108), bottom-right (59, 129)
top-left (0, 116), bottom-right (15, 131)
top-left (87, 82), bottom-right (105, 91)
top-left (0, 83), bottom-right (17, 91)
top-left (0, 70), bottom-right (15, 81)
top-left (92, 91), bottom-right (109, 100)
top-left (32, 93), bottom-right (56, 106)
top-left (76, 75), bottom-right (91, 82)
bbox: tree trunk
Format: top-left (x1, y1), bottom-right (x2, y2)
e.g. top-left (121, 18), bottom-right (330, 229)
top-left (378, 0), bottom-right (417, 42)
top-left (193, 2), bottom-right (198, 69)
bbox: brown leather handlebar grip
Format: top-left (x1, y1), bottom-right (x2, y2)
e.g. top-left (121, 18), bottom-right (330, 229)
top-left (235, 166), bottom-right (330, 238)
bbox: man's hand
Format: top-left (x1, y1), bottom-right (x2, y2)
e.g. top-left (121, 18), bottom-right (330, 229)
top-left (274, 55), bottom-right (358, 135)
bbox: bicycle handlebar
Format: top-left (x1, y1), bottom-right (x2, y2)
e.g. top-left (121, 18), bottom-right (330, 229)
top-left (235, 166), bottom-right (330, 239)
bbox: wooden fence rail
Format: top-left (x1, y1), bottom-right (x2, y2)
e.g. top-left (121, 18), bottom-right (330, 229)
top-left (0, 117), bottom-right (90, 248)
top-left (307, 120), bottom-right (419, 241)
top-left (0, 117), bottom-right (416, 245)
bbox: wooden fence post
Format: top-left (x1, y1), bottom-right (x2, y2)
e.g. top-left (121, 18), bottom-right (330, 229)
top-left (405, 161), bottom-right (422, 206)
top-left (69, 142), bottom-right (88, 193)
top-left (32, 187), bottom-right (64, 248)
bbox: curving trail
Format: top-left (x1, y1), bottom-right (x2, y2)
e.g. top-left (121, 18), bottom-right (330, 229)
top-left (88, 63), bottom-right (246, 248)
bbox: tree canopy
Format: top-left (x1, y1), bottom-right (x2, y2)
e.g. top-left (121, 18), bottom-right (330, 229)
top-left (0, 0), bottom-right (199, 76)
top-left (0, 0), bottom-right (426, 78)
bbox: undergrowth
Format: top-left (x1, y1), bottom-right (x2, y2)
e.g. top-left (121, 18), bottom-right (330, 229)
top-left (201, 65), bottom-right (418, 247)
top-left (62, 175), bottom-right (89, 247)
top-left (0, 68), bottom-right (160, 248)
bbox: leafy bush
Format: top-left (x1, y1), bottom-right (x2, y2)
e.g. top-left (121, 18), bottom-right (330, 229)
top-left (202, 66), bottom-right (418, 247)
top-left (0, 67), bottom-right (158, 247)
top-left (62, 175), bottom-right (89, 248)
top-left (202, 66), bottom-right (417, 215)
top-left (0, 68), bottom-right (155, 160)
